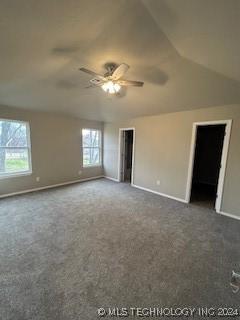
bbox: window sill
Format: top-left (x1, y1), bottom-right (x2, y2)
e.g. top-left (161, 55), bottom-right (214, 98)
top-left (0, 171), bottom-right (32, 180)
top-left (83, 164), bottom-right (102, 168)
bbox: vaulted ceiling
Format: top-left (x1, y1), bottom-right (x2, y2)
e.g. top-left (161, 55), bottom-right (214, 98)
top-left (0, 0), bottom-right (240, 121)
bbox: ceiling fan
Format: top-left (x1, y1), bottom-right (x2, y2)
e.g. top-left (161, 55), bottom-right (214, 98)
top-left (79, 63), bottom-right (144, 94)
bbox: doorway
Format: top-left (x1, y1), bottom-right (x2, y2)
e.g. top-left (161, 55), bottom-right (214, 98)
top-left (191, 124), bottom-right (226, 208)
top-left (186, 120), bottom-right (232, 212)
top-left (118, 128), bottom-right (135, 183)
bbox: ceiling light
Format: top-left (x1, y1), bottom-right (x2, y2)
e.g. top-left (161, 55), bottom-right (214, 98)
top-left (101, 81), bottom-right (121, 94)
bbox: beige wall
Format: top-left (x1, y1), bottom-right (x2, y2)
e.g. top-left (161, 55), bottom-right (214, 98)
top-left (0, 106), bottom-right (103, 195)
top-left (104, 104), bottom-right (240, 217)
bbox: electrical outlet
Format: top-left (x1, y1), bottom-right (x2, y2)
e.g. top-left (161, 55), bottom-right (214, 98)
top-left (78, 170), bottom-right (82, 176)
top-left (156, 180), bottom-right (160, 186)
top-left (36, 177), bottom-right (40, 182)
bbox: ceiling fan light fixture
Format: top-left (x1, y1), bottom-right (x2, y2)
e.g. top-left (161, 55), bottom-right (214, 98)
top-left (114, 83), bottom-right (121, 92)
top-left (101, 81), bottom-right (121, 94)
top-left (79, 63), bottom-right (144, 91)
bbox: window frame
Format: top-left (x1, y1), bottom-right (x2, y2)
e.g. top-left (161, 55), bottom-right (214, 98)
top-left (82, 128), bottom-right (102, 168)
top-left (0, 118), bottom-right (32, 179)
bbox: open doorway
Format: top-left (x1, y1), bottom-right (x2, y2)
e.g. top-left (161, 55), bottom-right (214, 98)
top-left (118, 128), bottom-right (135, 183)
top-left (186, 120), bottom-right (232, 212)
top-left (191, 124), bottom-right (225, 208)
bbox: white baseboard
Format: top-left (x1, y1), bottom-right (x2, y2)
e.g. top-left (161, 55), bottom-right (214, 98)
top-left (218, 211), bottom-right (240, 221)
top-left (132, 184), bottom-right (240, 220)
top-left (104, 176), bottom-right (120, 182)
top-left (132, 183), bottom-right (187, 203)
top-left (102, 178), bottom-right (187, 204)
top-left (0, 175), bottom-right (104, 199)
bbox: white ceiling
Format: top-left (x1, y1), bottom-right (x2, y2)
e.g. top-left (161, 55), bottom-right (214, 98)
top-left (0, 0), bottom-right (240, 121)
top-left (143, 0), bottom-right (240, 82)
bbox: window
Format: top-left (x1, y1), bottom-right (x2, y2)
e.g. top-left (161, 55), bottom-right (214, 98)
top-left (82, 129), bottom-right (101, 167)
top-left (0, 119), bottom-right (32, 178)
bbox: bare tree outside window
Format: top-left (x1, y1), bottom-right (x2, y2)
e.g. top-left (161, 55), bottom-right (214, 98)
top-left (82, 129), bottom-right (101, 167)
top-left (0, 119), bottom-right (31, 176)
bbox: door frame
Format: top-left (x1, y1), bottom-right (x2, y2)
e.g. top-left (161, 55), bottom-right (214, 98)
top-left (185, 120), bottom-right (232, 213)
top-left (118, 128), bottom-right (136, 185)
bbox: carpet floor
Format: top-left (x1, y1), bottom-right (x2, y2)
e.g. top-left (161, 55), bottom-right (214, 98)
top-left (0, 178), bottom-right (240, 319)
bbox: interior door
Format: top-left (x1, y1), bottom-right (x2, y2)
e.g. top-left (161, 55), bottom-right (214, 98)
top-left (120, 131), bottom-right (125, 182)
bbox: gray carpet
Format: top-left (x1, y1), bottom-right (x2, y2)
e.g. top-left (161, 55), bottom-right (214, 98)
top-left (0, 178), bottom-right (240, 320)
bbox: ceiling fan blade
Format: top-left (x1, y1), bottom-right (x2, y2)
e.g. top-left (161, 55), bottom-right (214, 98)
top-left (118, 80), bottom-right (144, 87)
top-left (85, 79), bottom-right (105, 89)
top-left (90, 78), bottom-right (105, 85)
top-left (111, 63), bottom-right (129, 80)
top-left (85, 85), bottom-right (100, 89)
top-left (79, 67), bottom-right (105, 80)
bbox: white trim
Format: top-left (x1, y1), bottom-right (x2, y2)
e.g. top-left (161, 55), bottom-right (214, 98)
top-left (185, 124), bottom-right (197, 203)
top-left (104, 176), bottom-right (119, 182)
top-left (0, 119), bottom-right (32, 179)
top-left (83, 165), bottom-right (102, 168)
top-left (82, 128), bottom-right (102, 168)
top-left (188, 120), bottom-right (231, 125)
top-left (0, 118), bottom-right (28, 124)
top-left (27, 121), bottom-right (32, 175)
top-left (216, 120), bottom-right (232, 212)
top-left (185, 120), bottom-right (232, 213)
top-left (132, 183), bottom-right (187, 203)
top-left (219, 211), bottom-right (240, 221)
top-left (0, 175), bottom-right (104, 199)
top-left (118, 127), bottom-right (136, 184)
top-left (0, 171), bottom-right (32, 180)
top-left (117, 129), bottom-right (123, 182)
